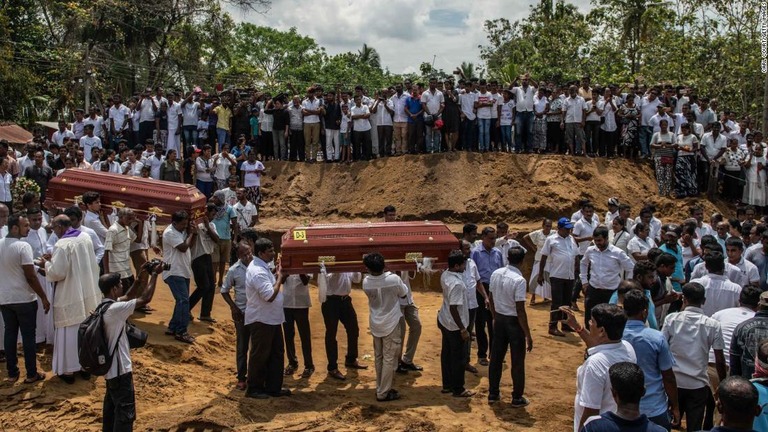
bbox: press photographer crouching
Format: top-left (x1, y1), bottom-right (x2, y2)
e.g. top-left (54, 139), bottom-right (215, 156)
top-left (97, 260), bottom-right (165, 432)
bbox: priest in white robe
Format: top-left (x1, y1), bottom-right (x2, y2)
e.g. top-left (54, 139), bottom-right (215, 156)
top-left (43, 215), bottom-right (101, 383)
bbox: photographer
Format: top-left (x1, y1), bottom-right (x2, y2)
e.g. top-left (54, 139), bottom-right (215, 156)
top-left (98, 260), bottom-right (164, 432)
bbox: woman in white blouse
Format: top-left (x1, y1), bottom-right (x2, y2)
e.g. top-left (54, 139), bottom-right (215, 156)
top-left (627, 222), bottom-right (657, 263)
top-left (608, 217), bottom-right (630, 253)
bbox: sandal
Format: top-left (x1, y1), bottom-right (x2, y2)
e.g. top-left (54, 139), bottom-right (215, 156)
top-left (175, 333), bottom-right (195, 344)
top-left (24, 373), bottom-right (45, 384)
top-left (453, 390), bottom-right (475, 398)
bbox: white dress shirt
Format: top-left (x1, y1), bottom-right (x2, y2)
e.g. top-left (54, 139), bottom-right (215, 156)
top-left (488, 266), bottom-right (527, 316)
top-left (244, 257), bottom-right (284, 326)
top-left (662, 307), bottom-right (724, 389)
top-left (709, 306), bottom-right (755, 365)
top-left (389, 93), bottom-right (410, 123)
top-left (362, 272), bottom-right (407, 337)
top-left (580, 244), bottom-right (635, 289)
top-left (627, 236), bottom-right (657, 263)
top-left (283, 274), bottom-right (311, 309)
top-left (438, 270), bottom-right (469, 331)
top-left (690, 274), bottom-right (742, 317)
top-left (325, 272), bottom-right (361, 296)
top-left (512, 85), bottom-right (536, 112)
top-left (541, 234), bottom-right (578, 280)
top-left (462, 258), bottom-right (481, 309)
top-left (573, 218), bottom-right (599, 255)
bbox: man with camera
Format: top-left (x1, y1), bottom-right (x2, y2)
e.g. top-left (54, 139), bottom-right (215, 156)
top-left (98, 260), bottom-right (164, 432)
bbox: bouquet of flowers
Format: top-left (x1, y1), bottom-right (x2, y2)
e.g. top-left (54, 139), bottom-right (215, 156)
top-left (11, 177), bottom-right (40, 212)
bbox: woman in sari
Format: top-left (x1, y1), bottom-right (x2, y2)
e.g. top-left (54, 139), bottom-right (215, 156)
top-left (617, 94), bottom-right (640, 159)
top-left (674, 123), bottom-right (699, 198)
top-left (650, 119), bottom-right (676, 197)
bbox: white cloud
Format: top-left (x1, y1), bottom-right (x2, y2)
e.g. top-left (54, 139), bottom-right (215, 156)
top-left (226, 0), bottom-right (595, 74)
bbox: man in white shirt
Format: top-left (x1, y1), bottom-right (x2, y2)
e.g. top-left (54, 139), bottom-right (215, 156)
top-left (52, 121), bottom-right (75, 147)
top-left (361, 253), bottom-right (408, 402)
top-left (84, 106), bottom-right (105, 140)
top-left (639, 89), bottom-right (662, 157)
top-left (108, 94), bottom-right (131, 148)
top-left (301, 91), bottom-right (323, 162)
top-left (438, 250), bottom-right (474, 397)
top-left (662, 282), bottom-right (726, 431)
top-left (460, 239), bottom-right (486, 373)
top-left (189, 204), bottom-right (218, 323)
top-left (570, 304), bottom-right (637, 432)
top-left (103, 209), bottom-right (139, 293)
top-left (539, 217), bottom-right (579, 336)
top-left (98, 262), bottom-right (161, 431)
top-left (699, 122), bottom-right (728, 195)
top-left (162, 211), bottom-right (196, 344)
top-left (459, 81), bottom-right (478, 151)
top-left (421, 78), bottom-right (445, 154)
top-left (512, 74), bottom-right (537, 152)
top-left (350, 95), bottom-right (373, 161)
top-left (322, 271), bottom-right (366, 381)
top-left (82, 191), bottom-right (109, 247)
top-left (233, 189), bottom-right (258, 231)
top-left (580, 226), bottom-right (635, 327)
top-left (245, 238), bottom-right (290, 399)
top-left (72, 109), bottom-right (86, 140)
top-left (562, 85), bottom-right (587, 156)
top-left (723, 237), bottom-right (761, 287)
top-left (572, 203), bottom-right (599, 309)
top-left (180, 93), bottom-right (201, 147)
top-left (166, 93), bottom-right (183, 154)
top-left (144, 145), bottom-right (165, 180)
top-left (79, 124), bottom-right (102, 163)
top-left (690, 252), bottom-right (742, 317)
top-left (389, 84), bottom-right (410, 156)
top-left (0, 214), bottom-right (50, 383)
top-left (240, 151), bottom-right (265, 213)
top-left (282, 273), bottom-right (313, 378)
top-left (649, 104), bottom-right (675, 133)
top-left (488, 246), bottom-right (533, 406)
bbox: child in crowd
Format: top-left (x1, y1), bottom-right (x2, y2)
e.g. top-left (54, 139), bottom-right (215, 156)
top-left (198, 112), bottom-right (209, 147)
top-left (340, 104), bottom-right (351, 164)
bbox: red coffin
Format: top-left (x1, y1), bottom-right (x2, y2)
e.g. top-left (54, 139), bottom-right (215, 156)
top-left (280, 221), bottom-right (459, 274)
top-left (46, 170), bottom-right (208, 223)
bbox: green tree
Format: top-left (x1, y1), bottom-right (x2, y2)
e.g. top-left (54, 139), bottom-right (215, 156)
top-left (357, 44), bottom-right (381, 70)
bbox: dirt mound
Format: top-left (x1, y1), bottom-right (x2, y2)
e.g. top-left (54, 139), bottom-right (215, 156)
top-left (258, 153), bottom-right (727, 230)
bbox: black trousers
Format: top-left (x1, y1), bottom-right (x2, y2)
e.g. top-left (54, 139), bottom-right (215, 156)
top-left (103, 372), bottom-right (136, 432)
top-left (585, 120), bottom-right (601, 154)
top-left (678, 386), bottom-right (711, 432)
top-left (189, 254), bottom-right (215, 318)
top-left (283, 308), bottom-right (314, 369)
top-left (697, 160), bottom-right (710, 193)
top-left (475, 285), bottom-right (493, 360)
top-left (234, 316), bottom-right (249, 381)
top-left (550, 277), bottom-right (574, 327)
top-left (488, 314), bottom-right (526, 399)
top-left (438, 320), bottom-right (466, 395)
top-left (321, 295), bottom-right (359, 371)
top-left (353, 130), bottom-right (372, 160)
top-left (585, 286), bottom-right (617, 329)
top-left (547, 121), bottom-right (564, 152)
top-left (260, 132), bottom-right (273, 160)
top-left (599, 129), bottom-right (619, 157)
top-left (571, 255), bottom-right (584, 303)
top-left (289, 129), bottom-right (305, 161)
top-left (246, 322), bottom-right (284, 395)
top-left (138, 121), bottom-right (154, 145)
top-left (377, 126), bottom-right (393, 157)
top-left (407, 120), bottom-right (425, 153)
top-left (464, 307), bottom-right (477, 365)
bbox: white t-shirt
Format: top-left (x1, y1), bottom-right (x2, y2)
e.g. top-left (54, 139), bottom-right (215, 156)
top-left (213, 153), bottom-right (234, 180)
top-left (573, 218), bottom-right (598, 255)
top-left (488, 266), bottom-right (527, 316)
top-left (103, 299), bottom-right (136, 379)
top-left (475, 91), bottom-right (495, 119)
top-left (350, 105), bottom-right (372, 132)
top-left (438, 270), bottom-right (469, 331)
top-left (709, 306), bottom-right (755, 365)
top-left (0, 238), bottom-right (37, 304)
top-left (162, 225), bottom-right (191, 280)
top-left (182, 102), bottom-right (200, 127)
top-left (241, 160), bottom-right (264, 188)
top-left (79, 136), bottom-right (103, 163)
top-left (462, 258), bottom-right (481, 309)
top-left (541, 234), bottom-right (578, 280)
top-left (499, 100), bottom-right (515, 126)
top-left (120, 160), bottom-right (144, 177)
top-left (109, 105), bottom-right (131, 132)
top-left (362, 272), bottom-right (407, 338)
top-left (491, 93), bottom-right (504, 118)
top-left (145, 155), bottom-right (164, 180)
top-left (459, 92), bottom-right (477, 120)
top-left (283, 274), bottom-right (312, 309)
top-left (626, 236), bottom-right (657, 263)
top-left (233, 200), bottom-right (257, 230)
top-left (420, 89), bottom-right (444, 117)
top-left (83, 116), bottom-right (105, 138)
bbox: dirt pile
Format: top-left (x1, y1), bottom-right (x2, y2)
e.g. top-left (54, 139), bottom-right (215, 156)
top-left (258, 153), bottom-right (728, 230)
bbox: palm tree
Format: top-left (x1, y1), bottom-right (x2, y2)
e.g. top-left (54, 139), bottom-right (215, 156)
top-left (357, 44), bottom-right (381, 69)
top-left (459, 61), bottom-right (475, 79)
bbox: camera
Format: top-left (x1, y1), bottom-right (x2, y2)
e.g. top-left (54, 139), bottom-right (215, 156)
top-left (143, 258), bottom-right (170, 271)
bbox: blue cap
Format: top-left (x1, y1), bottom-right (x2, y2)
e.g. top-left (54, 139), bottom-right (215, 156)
top-left (558, 217), bottom-right (574, 229)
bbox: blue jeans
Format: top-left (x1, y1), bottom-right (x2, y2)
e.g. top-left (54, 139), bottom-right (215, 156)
top-left (639, 126), bottom-right (653, 156)
top-left (500, 125), bottom-right (512, 150)
top-left (1, 301), bottom-right (38, 378)
top-left (216, 128), bottom-right (230, 148)
top-left (165, 276), bottom-right (190, 335)
top-left (196, 180), bottom-right (214, 199)
top-left (515, 111), bottom-right (534, 152)
top-left (426, 127), bottom-right (442, 153)
top-left (183, 125), bottom-right (198, 149)
top-left (477, 118), bottom-right (491, 151)
top-left (461, 118), bottom-right (477, 151)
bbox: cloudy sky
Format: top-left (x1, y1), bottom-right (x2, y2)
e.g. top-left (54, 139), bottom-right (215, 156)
top-left (227, 0), bottom-right (593, 75)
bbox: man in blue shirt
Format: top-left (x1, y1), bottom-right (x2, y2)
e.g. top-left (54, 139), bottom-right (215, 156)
top-left (622, 289), bottom-right (680, 431)
top-left (470, 227), bottom-right (504, 366)
top-left (404, 88), bottom-right (424, 154)
top-left (211, 190), bottom-right (239, 291)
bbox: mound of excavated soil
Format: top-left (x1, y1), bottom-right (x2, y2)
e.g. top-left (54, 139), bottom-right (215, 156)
top-left (258, 153), bottom-right (727, 231)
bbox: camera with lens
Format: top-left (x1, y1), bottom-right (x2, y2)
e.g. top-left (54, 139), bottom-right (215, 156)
top-left (143, 258), bottom-right (170, 271)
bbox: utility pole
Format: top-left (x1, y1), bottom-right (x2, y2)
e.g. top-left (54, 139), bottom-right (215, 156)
top-left (85, 69), bottom-right (91, 111)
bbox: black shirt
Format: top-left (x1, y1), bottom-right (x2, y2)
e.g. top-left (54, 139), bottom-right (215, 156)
top-left (323, 102), bottom-right (342, 129)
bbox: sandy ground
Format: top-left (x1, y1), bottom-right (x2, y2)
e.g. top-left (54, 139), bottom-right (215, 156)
top-left (0, 277), bottom-right (587, 432)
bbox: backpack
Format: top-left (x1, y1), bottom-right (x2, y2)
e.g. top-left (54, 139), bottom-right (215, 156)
top-left (78, 301), bottom-right (122, 376)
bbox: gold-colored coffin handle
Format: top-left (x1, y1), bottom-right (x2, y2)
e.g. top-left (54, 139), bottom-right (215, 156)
top-left (302, 253), bottom-right (436, 267)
